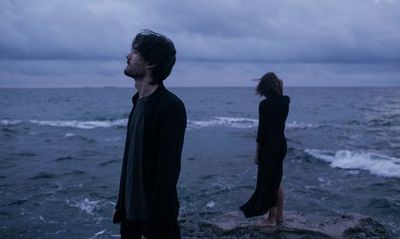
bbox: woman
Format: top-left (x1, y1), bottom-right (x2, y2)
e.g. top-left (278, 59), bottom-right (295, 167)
top-left (240, 72), bottom-right (290, 226)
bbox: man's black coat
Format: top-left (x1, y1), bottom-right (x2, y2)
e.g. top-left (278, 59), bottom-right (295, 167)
top-left (115, 83), bottom-right (187, 238)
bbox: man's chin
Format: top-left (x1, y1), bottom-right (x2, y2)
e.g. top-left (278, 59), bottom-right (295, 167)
top-left (124, 68), bottom-right (133, 77)
top-left (124, 69), bottom-right (145, 79)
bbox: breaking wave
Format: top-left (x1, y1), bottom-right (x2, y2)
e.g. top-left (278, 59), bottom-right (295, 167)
top-left (305, 149), bottom-right (400, 178)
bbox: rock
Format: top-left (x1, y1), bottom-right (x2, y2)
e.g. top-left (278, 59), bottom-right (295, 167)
top-left (342, 218), bottom-right (392, 239)
top-left (179, 211), bottom-right (392, 239)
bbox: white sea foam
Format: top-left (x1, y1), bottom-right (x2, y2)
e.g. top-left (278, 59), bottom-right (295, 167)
top-left (188, 117), bottom-right (258, 129)
top-left (3, 117), bottom-right (317, 131)
top-left (317, 177), bottom-right (331, 187)
top-left (305, 149), bottom-right (400, 178)
top-left (66, 198), bottom-right (100, 215)
top-left (188, 117), bottom-right (316, 129)
top-left (206, 200), bottom-right (216, 208)
top-left (29, 119), bottom-right (127, 129)
top-left (64, 133), bottom-right (75, 137)
top-left (286, 121), bottom-right (318, 129)
top-left (0, 119), bottom-right (22, 125)
top-left (89, 230), bottom-right (106, 239)
top-left (1, 118), bottom-right (127, 129)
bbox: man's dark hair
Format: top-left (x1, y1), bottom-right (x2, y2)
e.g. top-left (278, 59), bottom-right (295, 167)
top-left (256, 72), bottom-right (283, 97)
top-left (132, 29), bottom-right (176, 84)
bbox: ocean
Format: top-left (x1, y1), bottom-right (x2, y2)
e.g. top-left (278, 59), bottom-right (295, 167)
top-left (0, 87), bottom-right (399, 238)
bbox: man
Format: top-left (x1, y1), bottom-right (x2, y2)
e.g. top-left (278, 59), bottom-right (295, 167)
top-left (113, 30), bottom-right (187, 239)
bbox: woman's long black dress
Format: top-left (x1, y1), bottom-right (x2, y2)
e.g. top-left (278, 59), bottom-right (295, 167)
top-left (240, 95), bottom-right (290, 218)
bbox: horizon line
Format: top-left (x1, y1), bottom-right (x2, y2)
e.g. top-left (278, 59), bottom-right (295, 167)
top-left (1, 85), bottom-right (400, 89)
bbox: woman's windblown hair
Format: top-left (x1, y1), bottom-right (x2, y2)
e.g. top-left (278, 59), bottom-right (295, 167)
top-left (256, 72), bottom-right (283, 97)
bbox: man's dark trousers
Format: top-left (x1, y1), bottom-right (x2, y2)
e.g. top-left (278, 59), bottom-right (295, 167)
top-left (120, 220), bottom-right (181, 239)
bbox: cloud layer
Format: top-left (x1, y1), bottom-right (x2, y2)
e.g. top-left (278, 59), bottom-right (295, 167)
top-left (1, 0), bottom-right (399, 87)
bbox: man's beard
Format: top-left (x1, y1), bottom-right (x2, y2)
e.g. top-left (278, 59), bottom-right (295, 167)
top-left (124, 65), bottom-right (146, 79)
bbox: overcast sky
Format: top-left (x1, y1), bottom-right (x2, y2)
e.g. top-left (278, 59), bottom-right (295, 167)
top-left (1, 0), bottom-right (399, 87)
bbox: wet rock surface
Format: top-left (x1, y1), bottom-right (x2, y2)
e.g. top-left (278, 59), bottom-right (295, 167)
top-left (179, 211), bottom-right (392, 239)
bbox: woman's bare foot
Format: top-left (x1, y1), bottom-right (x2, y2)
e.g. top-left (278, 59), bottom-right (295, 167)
top-left (255, 219), bottom-right (276, 227)
top-left (265, 219), bottom-right (277, 227)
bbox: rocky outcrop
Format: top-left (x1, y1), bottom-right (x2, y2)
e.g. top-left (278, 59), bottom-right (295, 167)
top-left (179, 211), bottom-right (392, 239)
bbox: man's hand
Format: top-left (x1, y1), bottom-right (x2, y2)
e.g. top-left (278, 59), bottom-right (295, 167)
top-left (141, 236), bottom-right (147, 239)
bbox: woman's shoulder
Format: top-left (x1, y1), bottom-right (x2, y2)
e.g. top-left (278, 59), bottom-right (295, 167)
top-left (264, 95), bottom-right (290, 102)
top-left (259, 98), bottom-right (269, 107)
top-left (261, 95), bottom-right (290, 108)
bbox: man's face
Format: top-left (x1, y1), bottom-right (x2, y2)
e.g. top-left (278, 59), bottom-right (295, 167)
top-left (124, 47), bottom-right (146, 80)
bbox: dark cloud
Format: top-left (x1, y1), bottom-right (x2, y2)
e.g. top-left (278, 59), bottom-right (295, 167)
top-left (2, 0), bottom-right (400, 62)
top-left (0, 0), bottom-right (399, 87)
top-left (0, 0), bottom-right (135, 60)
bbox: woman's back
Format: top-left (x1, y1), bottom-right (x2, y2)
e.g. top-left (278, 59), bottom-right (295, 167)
top-left (257, 95), bottom-right (290, 147)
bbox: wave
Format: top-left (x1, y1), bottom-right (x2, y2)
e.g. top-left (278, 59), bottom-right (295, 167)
top-left (1, 117), bottom-right (318, 130)
top-left (65, 198), bottom-right (100, 215)
top-left (29, 119), bottom-right (127, 129)
top-left (286, 121), bottom-right (318, 129)
top-left (0, 119), bottom-right (22, 125)
top-left (89, 230), bottom-right (106, 239)
top-left (188, 117), bottom-right (318, 129)
top-left (188, 117), bottom-right (258, 129)
top-left (305, 149), bottom-right (400, 178)
top-left (1, 118), bottom-right (128, 129)
top-left (30, 172), bottom-right (57, 180)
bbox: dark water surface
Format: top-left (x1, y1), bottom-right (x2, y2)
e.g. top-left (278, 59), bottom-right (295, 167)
top-left (1, 87), bottom-right (399, 238)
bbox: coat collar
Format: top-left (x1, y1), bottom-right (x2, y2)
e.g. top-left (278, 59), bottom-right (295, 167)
top-left (131, 83), bottom-right (166, 106)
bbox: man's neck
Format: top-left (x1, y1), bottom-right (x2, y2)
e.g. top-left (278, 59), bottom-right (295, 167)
top-left (139, 84), bottom-right (158, 99)
top-left (136, 76), bottom-right (159, 99)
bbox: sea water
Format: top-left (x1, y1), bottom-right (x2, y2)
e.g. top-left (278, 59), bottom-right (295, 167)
top-left (1, 87), bottom-right (399, 238)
